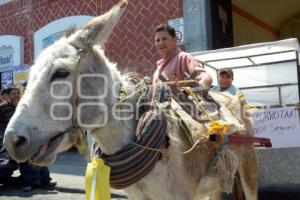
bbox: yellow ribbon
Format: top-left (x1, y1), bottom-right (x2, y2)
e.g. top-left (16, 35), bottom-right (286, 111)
top-left (208, 121), bottom-right (230, 135)
top-left (85, 157), bottom-right (111, 200)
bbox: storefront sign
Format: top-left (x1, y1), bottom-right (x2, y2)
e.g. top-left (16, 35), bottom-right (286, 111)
top-left (0, 35), bottom-right (24, 73)
top-left (1, 70), bottom-right (13, 88)
top-left (252, 106), bottom-right (300, 148)
top-left (14, 65), bottom-right (29, 89)
top-left (168, 17), bottom-right (185, 45)
top-left (0, 46), bottom-right (13, 67)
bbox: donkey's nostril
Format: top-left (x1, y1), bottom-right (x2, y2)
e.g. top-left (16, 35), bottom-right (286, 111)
top-left (12, 135), bottom-right (27, 148)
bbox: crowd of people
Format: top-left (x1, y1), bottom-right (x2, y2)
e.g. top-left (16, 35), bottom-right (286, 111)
top-left (0, 86), bottom-right (56, 192)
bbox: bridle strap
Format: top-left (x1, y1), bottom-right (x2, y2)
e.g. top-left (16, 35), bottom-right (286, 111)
top-left (68, 49), bottom-right (86, 140)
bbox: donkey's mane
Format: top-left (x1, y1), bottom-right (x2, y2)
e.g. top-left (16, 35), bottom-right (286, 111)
top-left (64, 26), bottom-right (77, 38)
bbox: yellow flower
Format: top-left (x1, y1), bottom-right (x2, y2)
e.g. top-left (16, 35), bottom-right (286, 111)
top-left (208, 121), bottom-right (229, 135)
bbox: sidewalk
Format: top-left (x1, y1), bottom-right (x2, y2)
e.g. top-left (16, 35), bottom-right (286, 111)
top-left (0, 150), bottom-right (127, 200)
top-left (49, 150), bottom-right (128, 199)
top-left (51, 151), bottom-right (300, 200)
top-left (1, 150), bottom-right (300, 199)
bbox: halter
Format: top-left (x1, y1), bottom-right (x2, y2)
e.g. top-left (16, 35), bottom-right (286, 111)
top-left (71, 49), bottom-right (86, 128)
top-left (65, 47), bottom-right (88, 152)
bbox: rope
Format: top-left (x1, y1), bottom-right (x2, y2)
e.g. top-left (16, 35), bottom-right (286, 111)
top-left (130, 141), bottom-right (166, 154)
top-left (131, 135), bottom-right (210, 155)
top-left (117, 79), bottom-right (201, 103)
top-left (164, 79), bottom-right (205, 87)
top-left (181, 86), bottom-right (214, 122)
top-left (183, 136), bottom-right (208, 154)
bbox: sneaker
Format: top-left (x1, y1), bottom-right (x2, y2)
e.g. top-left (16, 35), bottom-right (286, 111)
top-left (42, 181), bottom-right (57, 188)
top-left (22, 185), bottom-right (32, 192)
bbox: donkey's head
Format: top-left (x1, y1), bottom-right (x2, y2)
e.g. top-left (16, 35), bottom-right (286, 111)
top-left (3, 0), bottom-right (127, 166)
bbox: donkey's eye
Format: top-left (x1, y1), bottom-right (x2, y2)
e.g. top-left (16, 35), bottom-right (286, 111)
top-left (51, 69), bottom-right (70, 82)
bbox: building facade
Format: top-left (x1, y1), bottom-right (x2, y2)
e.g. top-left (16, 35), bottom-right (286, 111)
top-left (0, 0), bottom-right (183, 87)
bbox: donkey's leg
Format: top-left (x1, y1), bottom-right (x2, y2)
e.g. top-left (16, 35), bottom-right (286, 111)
top-left (231, 173), bottom-right (245, 200)
top-left (193, 176), bottom-right (220, 200)
top-left (238, 146), bottom-right (257, 200)
top-left (209, 192), bottom-right (222, 200)
top-left (126, 187), bottom-right (152, 200)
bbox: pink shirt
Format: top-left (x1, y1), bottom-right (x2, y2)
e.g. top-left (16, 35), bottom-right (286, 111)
top-left (153, 47), bottom-right (206, 83)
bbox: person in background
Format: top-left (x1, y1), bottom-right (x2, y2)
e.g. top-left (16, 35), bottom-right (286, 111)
top-left (0, 87), bottom-right (19, 185)
top-left (213, 68), bottom-right (246, 101)
top-left (0, 87), bottom-right (20, 137)
top-left (0, 86), bottom-right (56, 191)
top-left (152, 24), bottom-right (212, 94)
top-left (19, 162), bottom-right (56, 191)
top-left (0, 88), bottom-right (9, 104)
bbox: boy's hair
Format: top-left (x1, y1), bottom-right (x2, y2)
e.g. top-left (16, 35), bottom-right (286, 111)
top-left (154, 24), bottom-right (176, 38)
top-left (6, 86), bottom-right (20, 95)
top-left (1, 88), bottom-right (8, 95)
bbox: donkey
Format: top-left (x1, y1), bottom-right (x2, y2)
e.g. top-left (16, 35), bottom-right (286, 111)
top-left (3, 0), bottom-right (257, 199)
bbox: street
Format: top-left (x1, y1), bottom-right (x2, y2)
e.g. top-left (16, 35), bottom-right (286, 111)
top-left (0, 151), bottom-right (127, 200)
top-left (1, 151), bottom-right (300, 200)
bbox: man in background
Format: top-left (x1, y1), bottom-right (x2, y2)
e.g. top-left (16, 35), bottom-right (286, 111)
top-left (0, 88), bottom-right (9, 104)
top-left (0, 86), bottom-right (56, 191)
top-left (0, 87), bottom-right (19, 186)
top-left (213, 68), bottom-right (246, 101)
top-left (153, 23), bottom-right (212, 90)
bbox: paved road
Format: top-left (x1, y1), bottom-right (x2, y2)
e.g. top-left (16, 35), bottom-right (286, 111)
top-left (1, 151), bottom-right (300, 200)
top-left (0, 151), bottom-right (127, 200)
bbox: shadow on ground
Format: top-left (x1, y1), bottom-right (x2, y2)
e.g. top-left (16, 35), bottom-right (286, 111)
top-left (0, 177), bottom-right (57, 197)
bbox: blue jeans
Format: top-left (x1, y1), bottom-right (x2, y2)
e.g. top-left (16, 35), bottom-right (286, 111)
top-left (19, 161), bottom-right (51, 186)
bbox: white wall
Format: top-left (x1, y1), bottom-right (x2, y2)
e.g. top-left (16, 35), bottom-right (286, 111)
top-left (0, 35), bottom-right (24, 71)
top-left (34, 15), bottom-right (93, 59)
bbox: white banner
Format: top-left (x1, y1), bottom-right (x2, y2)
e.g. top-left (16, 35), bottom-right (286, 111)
top-left (252, 106), bottom-right (300, 148)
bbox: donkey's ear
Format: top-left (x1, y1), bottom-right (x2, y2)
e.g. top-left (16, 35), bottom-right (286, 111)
top-left (71, 0), bottom-right (127, 48)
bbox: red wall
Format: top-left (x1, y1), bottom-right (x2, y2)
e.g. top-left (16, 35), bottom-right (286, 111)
top-left (0, 0), bottom-right (183, 74)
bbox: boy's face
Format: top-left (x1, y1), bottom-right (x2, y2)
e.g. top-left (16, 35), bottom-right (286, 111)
top-left (8, 89), bottom-right (21, 106)
top-left (218, 73), bottom-right (233, 90)
top-left (155, 30), bottom-right (177, 58)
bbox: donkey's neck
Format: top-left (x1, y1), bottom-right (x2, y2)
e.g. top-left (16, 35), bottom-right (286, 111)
top-left (86, 48), bottom-right (137, 155)
top-left (91, 117), bottom-right (135, 155)
top-left (89, 83), bottom-right (137, 155)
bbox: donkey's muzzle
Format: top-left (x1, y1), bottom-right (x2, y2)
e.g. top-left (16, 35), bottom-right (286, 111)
top-left (3, 130), bottom-right (31, 162)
